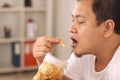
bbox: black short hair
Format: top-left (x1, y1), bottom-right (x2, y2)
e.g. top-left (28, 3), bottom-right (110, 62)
top-left (92, 0), bottom-right (120, 34)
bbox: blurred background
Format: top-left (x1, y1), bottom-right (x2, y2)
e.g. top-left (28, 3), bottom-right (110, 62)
top-left (0, 0), bottom-right (76, 79)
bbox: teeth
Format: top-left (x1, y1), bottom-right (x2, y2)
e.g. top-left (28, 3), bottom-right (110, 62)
top-left (60, 40), bottom-right (65, 47)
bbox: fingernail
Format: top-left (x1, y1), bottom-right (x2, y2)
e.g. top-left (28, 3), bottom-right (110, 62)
top-left (55, 38), bottom-right (60, 42)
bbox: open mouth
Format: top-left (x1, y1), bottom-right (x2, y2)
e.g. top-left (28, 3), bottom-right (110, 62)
top-left (71, 37), bottom-right (78, 47)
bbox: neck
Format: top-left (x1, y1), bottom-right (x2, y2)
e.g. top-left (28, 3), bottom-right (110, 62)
top-left (94, 38), bottom-right (120, 72)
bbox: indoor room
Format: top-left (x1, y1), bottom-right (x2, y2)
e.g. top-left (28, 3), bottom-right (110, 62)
top-left (0, 0), bottom-right (75, 80)
top-left (1, 0), bottom-right (120, 80)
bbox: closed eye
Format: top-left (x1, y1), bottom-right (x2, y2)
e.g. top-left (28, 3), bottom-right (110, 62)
top-left (78, 21), bottom-right (86, 24)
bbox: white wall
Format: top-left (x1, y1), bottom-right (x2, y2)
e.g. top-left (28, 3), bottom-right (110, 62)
top-left (53, 0), bottom-right (77, 60)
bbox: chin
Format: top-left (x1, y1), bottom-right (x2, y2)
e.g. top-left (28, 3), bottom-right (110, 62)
top-left (73, 51), bottom-right (84, 58)
top-left (75, 54), bottom-right (83, 58)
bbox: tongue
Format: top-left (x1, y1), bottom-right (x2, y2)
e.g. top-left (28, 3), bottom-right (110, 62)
top-left (71, 41), bottom-right (77, 47)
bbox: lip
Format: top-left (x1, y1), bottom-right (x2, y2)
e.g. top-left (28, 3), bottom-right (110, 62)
top-left (71, 37), bottom-right (78, 48)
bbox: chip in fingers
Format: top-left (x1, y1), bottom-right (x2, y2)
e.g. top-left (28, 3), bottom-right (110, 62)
top-left (60, 40), bottom-right (65, 47)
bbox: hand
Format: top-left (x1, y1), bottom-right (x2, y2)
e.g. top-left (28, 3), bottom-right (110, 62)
top-left (33, 36), bottom-right (61, 65)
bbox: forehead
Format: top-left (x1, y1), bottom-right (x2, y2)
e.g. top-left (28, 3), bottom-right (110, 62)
top-left (72, 0), bottom-right (95, 18)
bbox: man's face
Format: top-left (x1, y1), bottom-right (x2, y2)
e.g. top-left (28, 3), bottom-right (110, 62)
top-left (69, 0), bottom-right (104, 57)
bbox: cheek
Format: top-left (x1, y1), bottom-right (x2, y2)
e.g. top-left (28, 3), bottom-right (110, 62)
top-left (78, 28), bottom-right (100, 47)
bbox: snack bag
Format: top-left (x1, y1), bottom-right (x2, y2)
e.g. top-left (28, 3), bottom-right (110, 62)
top-left (33, 53), bottom-right (68, 80)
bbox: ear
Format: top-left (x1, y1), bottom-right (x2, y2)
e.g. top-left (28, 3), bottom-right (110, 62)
top-left (103, 19), bottom-right (115, 37)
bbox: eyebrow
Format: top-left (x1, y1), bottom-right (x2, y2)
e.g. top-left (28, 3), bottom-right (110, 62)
top-left (72, 14), bottom-right (86, 19)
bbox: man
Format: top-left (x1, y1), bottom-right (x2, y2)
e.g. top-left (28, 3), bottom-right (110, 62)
top-left (33, 0), bottom-right (120, 80)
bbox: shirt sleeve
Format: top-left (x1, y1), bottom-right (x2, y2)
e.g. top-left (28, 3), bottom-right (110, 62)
top-left (64, 53), bottom-right (82, 80)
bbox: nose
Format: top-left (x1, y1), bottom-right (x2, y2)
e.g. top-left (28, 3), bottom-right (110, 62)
top-left (69, 23), bottom-right (77, 34)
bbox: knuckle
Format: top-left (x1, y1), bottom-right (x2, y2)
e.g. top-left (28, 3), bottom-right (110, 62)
top-left (41, 46), bottom-right (48, 51)
top-left (36, 37), bottom-right (48, 44)
top-left (39, 36), bottom-right (46, 40)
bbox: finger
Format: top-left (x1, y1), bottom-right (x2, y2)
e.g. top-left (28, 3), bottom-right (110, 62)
top-left (34, 46), bottom-right (50, 52)
top-left (34, 41), bottom-right (51, 49)
top-left (37, 36), bottom-right (61, 44)
top-left (33, 51), bottom-right (48, 58)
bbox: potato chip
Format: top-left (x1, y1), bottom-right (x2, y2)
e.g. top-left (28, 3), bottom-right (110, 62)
top-left (60, 40), bottom-right (65, 47)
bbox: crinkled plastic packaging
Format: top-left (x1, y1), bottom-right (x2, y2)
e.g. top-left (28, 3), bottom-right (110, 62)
top-left (33, 53), bottom-right (68, 80)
